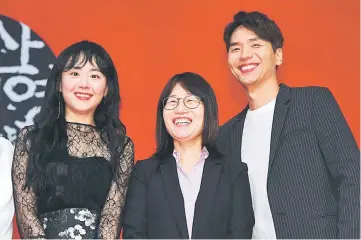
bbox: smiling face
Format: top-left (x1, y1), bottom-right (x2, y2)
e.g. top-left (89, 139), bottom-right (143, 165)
top-left (227, 26), bottom-right (283, 88)
top-left (163, 83), bottom-right (204, 144)
top-left (60, 57), bottom-right (108, 119)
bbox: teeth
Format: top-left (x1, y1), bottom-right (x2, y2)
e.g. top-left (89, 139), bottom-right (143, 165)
top-left (174, 118), bottom-right (191, 125)
top-left (75, 93), bottom-right (91, 98)
top-left (241, 64), bottom-right (257, 70)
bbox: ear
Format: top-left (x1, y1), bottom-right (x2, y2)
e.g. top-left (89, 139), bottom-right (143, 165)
top-left (275, 48), bottom-right (283, 66)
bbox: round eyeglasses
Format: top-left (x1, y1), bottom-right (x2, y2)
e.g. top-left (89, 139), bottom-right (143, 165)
top-left (163, 95), bottom-right (202, 110)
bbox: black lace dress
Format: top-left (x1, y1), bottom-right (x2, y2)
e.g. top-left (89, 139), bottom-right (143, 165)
top-left (12, 122), bottom-right (134, 239)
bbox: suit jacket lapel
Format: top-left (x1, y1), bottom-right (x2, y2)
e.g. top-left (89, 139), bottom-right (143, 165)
top-left (268, 84), bottom-right (291, 172)
top-left (192, 155), bottom-right (223, 238)
top-left (234, 107), bottom-right (248, 161)
top-left (160, 155), bottom-right (189, 239)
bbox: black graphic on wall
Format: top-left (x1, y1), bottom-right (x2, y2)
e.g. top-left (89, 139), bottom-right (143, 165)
top-left (0, 15), bottom-right (55, 142)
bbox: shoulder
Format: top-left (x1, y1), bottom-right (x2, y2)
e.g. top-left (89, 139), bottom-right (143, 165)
top-left (13, 125), bottom-right (37, 149)
top-left (289, 85), bottom-right (332, 100)
top-left (287, 85), bottom-right (338, 111)
top-left (132, 156), bottom-right (160, 183)
top-left (134, 156), bottom-right (160, 172)
top-left (17, 125), bottom-right (36, 139)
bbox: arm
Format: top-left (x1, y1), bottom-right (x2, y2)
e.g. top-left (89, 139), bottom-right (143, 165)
top-left (0, 138), bottom-right (14, 239)
top-left (312, 87), bottom-right (360, 239)
top-left (228, 163), bottom-right (255, 239)
top-left (97, 138), bottom-right (134, 239)
top-left (122, 161), bottom-right (148, 239)
top-left (12, 128), bottom-right (46, 239)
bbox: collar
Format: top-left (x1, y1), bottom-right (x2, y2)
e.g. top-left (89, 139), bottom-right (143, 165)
top-left (173, 146), bottom-right (209, 163)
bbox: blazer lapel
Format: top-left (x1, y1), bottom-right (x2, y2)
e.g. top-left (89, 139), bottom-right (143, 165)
top-left (192, 155), bottom-right (223, 238)
top-left (268, 84), bottom-right (291, 172)
top-left (160, 155), bottom-right (189, 239)
top-left (233, 107), bottom-right (248, 161)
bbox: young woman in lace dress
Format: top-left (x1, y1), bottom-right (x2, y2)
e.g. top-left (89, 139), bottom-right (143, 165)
top-left (12, 41), bottom-right (134, 239)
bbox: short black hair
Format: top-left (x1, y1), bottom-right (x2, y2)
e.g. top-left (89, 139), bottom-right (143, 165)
top-left (224, 11), bottom-right (284, 52)
top-left (154, 72), bottom-right (220, 158)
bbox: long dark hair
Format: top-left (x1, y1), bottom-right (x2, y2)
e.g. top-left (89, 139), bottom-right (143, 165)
top-left (154, 72), bottom-right (220, 158)
top-left (24, 40), bottom-right (126, 192)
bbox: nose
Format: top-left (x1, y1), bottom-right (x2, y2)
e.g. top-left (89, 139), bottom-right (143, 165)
top-left (240, 45), bottom-right (253, 60)
top-left (78, 76), bottom-right (90, 89)
top-left (174, 99), bottom-right (188, 113)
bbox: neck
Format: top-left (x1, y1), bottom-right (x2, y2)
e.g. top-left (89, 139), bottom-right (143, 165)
top-left (173, 137), bottom-right (203, 165)
top-left (65, 109), bottom-right (95, 126)
top-left (245, 77), bottom-right (279, 110)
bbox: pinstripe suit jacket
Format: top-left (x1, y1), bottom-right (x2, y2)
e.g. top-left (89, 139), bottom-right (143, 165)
top-left (217, 84), bottom-right (360, 239)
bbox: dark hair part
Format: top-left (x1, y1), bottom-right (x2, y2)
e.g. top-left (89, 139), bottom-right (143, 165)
top-left (224, 11), bottom-right (284, 52)
top-left (24, 40), bottom-right (126, 192)
top-left (155, 72), bottom-right (220, 158)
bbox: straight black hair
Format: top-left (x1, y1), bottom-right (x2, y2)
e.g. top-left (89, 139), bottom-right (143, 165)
top-left (154, 72), bottom-right (221, 158)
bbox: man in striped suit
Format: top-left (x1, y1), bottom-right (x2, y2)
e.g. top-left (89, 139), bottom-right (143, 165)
top-left (217, 10), bottom-right (360, 239)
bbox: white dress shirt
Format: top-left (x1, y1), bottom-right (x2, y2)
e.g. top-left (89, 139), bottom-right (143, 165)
top-left (0, 137), bottom-right (15, 239)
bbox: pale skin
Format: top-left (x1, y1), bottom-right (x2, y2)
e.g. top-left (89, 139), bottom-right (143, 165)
top-left (174, 138), bottom-right (203, 174)
top-left (228, 26), bottom-right (283, 110)
top-left (163, 84), bottom-right (205, 173)
top-left (60, 58), bottom-right (108, 125)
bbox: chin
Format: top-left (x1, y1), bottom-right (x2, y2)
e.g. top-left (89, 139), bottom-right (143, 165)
top-left (173, 134), bottom-right (191, 140)
top-left (239, 78), bottom-right (259, 86)
top-left (71, 107), bottom-right (96, 114)
top-left (172, 134), bottom-right (196, 142)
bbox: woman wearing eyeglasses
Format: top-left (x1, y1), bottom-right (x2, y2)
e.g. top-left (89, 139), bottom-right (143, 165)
top-left (123, 72), bottom-right (254, 239)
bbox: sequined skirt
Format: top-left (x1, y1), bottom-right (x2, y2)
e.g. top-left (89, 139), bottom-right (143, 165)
top-left (39, 208), bottom-right (99, 239)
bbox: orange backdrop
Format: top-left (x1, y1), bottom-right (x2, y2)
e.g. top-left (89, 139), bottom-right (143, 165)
top-left (1, 0), bottom-right (359, 239)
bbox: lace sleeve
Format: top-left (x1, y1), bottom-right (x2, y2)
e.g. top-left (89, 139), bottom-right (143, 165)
top-left (12, 127), bottom-right (46, 239)
top-left (97, 137), bottom-right (134, 239)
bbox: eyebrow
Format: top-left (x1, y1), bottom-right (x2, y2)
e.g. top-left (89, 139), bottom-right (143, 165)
top-left (229, 42), bottom-right (239, 48)
top-left (72, 66), bottom-right (101, 72)
top-left (247, 37), bottom-right (262, 42)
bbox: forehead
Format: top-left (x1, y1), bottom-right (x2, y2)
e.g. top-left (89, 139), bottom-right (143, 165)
top-left (169, 83), bottom-right (191, 97)
top-left (230, 26), bottom-right (260, 43)
top-left (66, 54), bottom-right (100, 70)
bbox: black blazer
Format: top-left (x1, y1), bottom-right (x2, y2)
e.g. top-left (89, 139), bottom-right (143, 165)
top-left (217, 84), bottom-right (360, 239)
top-left (122, 152), bottom-right (254, 239)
